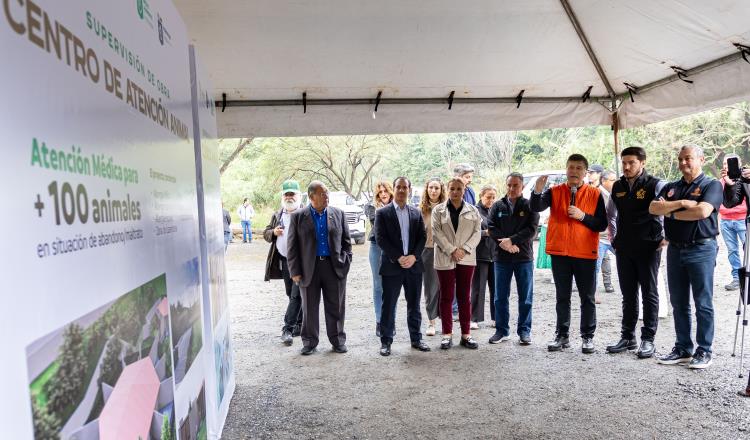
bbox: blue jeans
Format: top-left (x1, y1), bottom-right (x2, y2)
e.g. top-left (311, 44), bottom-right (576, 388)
top-left (721, 219), bottom-right (746, 279)
top-left (369, 243), bottom-right (385, 323)
top-left (595, 241), bottom-right (614, 291)
top-left (666, 240), bottom-right (717, 353)
top-left (241, 220), bottom-right (252, 242)
top-left (494, 261), bottom-right (534, 337)
top-left (224, 231), bottom-right (231, 251)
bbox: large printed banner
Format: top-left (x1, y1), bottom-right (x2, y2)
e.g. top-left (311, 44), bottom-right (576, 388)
top-left (189, 46), bottom-right (236, 438)
top-left (0, 1), bottom-right (232, 439)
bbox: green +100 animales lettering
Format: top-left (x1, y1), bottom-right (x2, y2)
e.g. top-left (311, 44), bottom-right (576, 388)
top-left (47, 181), bottom-right (141, 226)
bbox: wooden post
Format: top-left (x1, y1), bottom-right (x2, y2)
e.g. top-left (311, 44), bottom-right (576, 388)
top-left (612, 111), bottom-right (620, 175)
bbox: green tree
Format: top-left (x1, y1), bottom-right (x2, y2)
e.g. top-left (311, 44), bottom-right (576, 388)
top-left (46, 324), bottom-right (87, 416)
top-left (99, 337), bottom-right (123, 387)
top-left (32, 399), bottom-right (60, 440)
top-left (161, 413), bottom-right (174, 440)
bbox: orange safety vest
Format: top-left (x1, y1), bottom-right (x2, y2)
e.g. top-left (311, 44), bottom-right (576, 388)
top-left (545, 183), bottom-right (601, 260)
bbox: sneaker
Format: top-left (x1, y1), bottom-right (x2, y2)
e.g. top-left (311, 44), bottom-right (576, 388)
top-left (488, 332), bottom-right (510, 344)
top-left (519, 334), bottom-right (532, 345)
top-left (470, 321), bottom-right (480, 330)
top-left (426, 323), bottom-right (436, 336)
top-left (547, 335), bottom-right (570, 351)
top-left (657, 347), bottom-right (692, 365)
top-left (460, 336), bottom-right (479, 349)
top-left (581, 337), bottom-right (595, 354)
top-left (688, 349), bottom-right (713, 369)
top-left (726, 279), bottom-right (740, 291)
top-left (281, 329), bottom-right (293, 346)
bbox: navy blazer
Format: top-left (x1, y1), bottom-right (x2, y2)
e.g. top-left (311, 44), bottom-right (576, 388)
top-left (375, 203), bottom-right (426, 276)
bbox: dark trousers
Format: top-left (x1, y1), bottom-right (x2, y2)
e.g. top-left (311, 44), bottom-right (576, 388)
top-left (437, 265), bottom-right (475, 335)
top-left (615, 248), bottom-right (661, 341)
top-left (471, 260), bottom-right (495, 322)
top-left (300, 258), bottom-right (346, 348)
top-left (381, 271), bottom-right (423, 345)
top-left (280, 257), bottom-right (303, 333)
top-left (551, 255), bottom-right (597, 339)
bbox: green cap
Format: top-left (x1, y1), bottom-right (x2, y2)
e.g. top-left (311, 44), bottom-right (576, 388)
top-left (281, 179), bottom-right (301, 194)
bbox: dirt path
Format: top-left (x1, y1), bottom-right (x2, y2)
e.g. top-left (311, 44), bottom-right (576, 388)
top-left (221, 239), bottom-right (750, 439)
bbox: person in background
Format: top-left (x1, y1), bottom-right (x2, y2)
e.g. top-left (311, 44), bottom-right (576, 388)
top-left (531, 154), bottom-right (608, 354)
top-left (605, 147), bottom-right (665, 359)
top-left (420, 177), bottom-right (447, 337)
top-left (364, 181), bottom-right (395, 336)
top-left (488, 173), bottom-right (539, 345)
top-left (471, 184), bottom-right (498, 329)
top-left (223, 202), bottom-right (232, 252)
top-left (594, 169), bottom-right (618, 302)
top-left (432, 178), bottom-right (482, 350)
top-left (263, 180), bottom-right (304, 345)
top-left (237, 197), bottom-right (255, 243)
top-left (719, 153), bottom-right (747, 291)
top-left (287, 181), bottom-right (352, 355)
top-left (375, 177), bottom-right (430, 356)
top-left (650, 144), bottom-right (722, 369)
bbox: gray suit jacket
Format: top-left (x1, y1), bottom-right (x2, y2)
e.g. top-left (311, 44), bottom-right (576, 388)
top-left (287, 205), bottom-right (352, 287)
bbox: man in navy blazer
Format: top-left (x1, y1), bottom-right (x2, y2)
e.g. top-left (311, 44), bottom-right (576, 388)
top-left (375, 177), bottom-right (431, 356)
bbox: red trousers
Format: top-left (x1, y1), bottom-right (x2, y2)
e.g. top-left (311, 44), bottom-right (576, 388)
top-left (437, 265), bottom-right (475, 335)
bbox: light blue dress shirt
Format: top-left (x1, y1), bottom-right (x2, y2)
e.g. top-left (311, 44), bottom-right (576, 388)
top-left (394, 203), bottom-right (410, 255)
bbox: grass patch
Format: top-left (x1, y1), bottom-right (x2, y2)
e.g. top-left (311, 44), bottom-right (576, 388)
top-left (29, 361), bottom-right (59, 407)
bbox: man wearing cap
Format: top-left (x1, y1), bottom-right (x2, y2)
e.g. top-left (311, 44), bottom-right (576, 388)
top-left (649, 144), bottom-right (722, 369)
top-left (588, 164), bottom-right (616, 298)
top-left (264, 180), bottom-right (304, 345)
top-left (288, 181), bottom-right (352, 355)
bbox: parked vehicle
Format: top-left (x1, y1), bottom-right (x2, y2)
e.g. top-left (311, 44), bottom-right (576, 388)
top-left (328, 191), bottom-right (367, 244)
top-left (521, 170), bottom-right (566, 232)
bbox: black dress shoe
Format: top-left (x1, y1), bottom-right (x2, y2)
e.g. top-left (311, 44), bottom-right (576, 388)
top-left (300, 346), bottom-right (316, 356)
top-left (379, 343), bottom-right (391, 356)
top-left (411, 340), bottom-right (431, 352)
top-left (332, 344), bottom-right (348, 353)
top-left (636, 340), bottom-right (655, 359)
top-left (547, 335), bottom-right (570, 351)
top-left (460, 336), bottom-right (479, 349)
top-left (440, 337), bottom-right (453, 350)
top-left (606, 338), bottom-right (637, 353)
top-left (281, 330), bottom-right (293, 346)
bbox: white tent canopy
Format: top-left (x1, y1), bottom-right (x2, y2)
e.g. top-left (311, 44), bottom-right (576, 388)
top-left (175, 0), bottom-right (750, 137)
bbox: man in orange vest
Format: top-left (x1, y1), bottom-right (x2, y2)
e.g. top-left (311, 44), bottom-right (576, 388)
top-left (531, 154), bottom-right (608, 353)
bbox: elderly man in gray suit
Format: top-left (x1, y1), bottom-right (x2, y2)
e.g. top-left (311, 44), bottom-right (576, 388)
top-left (288, 181), bottom-right (353, 355)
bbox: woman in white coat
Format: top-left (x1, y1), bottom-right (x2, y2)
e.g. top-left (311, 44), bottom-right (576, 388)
top-left (432, 177), bottom-right (482, 349)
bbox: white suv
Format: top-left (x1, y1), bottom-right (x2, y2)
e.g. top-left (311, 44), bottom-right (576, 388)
top-left (521, 170), bottom-right (567, 231)
top-left (328, 191), bottom-right (367, 244)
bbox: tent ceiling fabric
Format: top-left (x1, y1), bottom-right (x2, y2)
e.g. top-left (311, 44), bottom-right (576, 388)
top-left (175, 0), bottom-right (750, 137)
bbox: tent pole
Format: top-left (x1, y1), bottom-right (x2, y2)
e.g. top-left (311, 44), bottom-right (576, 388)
top-left (613, 111), bottom-right (620, 175)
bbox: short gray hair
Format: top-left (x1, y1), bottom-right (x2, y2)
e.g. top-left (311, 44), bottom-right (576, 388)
top-left (453, 163), bottom-right (475, 177)
top-left (601, 170), bottom-right (617, 181)
top-left (307, 180), bottom-right (326, 197)
top-left (680, 144), bottom-right (704, 158)
top-left (506, 172), bottom-right (524, 183)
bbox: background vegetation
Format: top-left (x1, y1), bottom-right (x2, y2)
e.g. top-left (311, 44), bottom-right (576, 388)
top-left (220, 102), bottom-right (750, 228)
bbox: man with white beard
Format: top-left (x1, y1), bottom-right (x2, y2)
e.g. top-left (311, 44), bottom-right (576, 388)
top-left (263, 180), bottom-right (304, 345)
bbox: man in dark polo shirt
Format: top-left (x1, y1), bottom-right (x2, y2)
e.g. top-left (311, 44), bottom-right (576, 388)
top-left (605, 147), bottom-right (665, 359)
top-left (649, 144), bottom-right (723, 369)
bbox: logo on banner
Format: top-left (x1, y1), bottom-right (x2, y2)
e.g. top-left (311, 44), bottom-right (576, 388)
top-left (136, 0), bottom-right (153, 28)
top-left (157, 14), bottom-right (172, 46)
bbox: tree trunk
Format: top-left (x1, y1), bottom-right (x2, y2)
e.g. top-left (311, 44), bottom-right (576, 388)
top-left (220, 137), bottom-right (254, 175)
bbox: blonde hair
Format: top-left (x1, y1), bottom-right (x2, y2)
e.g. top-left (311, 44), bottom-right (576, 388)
top-left (373, 181), bottom-right (394, 209)
top-left (420, 177), bottom-right (446, 215)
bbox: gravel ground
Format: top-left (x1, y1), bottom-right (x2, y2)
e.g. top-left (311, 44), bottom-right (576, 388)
top-left (221, 237), bottom-right (750, 439)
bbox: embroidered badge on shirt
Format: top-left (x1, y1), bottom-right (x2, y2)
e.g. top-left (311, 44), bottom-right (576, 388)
top-left (691, 187), bottom-right (702, 197)
top-left (636, 188), bottom-right (646, 199)
top-left (667, 188), bottom-right (675, 198)
top-left (616, 192), bottom-right (626, 197)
